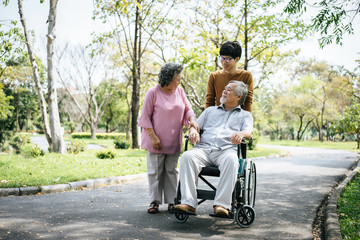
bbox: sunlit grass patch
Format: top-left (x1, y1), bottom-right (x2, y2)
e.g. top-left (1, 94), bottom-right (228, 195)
top-left (259, 138), bottom-right (358, 152)
top-left (338, 172), bottom-right (360, 240)
top-left (0, 143), bottom-right (147, 188)
top-left (247, 146), bottom-right (284, 158)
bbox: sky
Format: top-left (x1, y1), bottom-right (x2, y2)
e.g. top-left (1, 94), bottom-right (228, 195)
top-left (1, 0), bottom-right (359, 71)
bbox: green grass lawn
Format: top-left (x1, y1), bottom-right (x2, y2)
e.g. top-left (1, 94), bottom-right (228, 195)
top-left (0, 143), bottom-right (147, 188)
top-left (259, 138), bottom-right (359, 152)
top-left (247, 146), bottom-right (285, 158)
top-left (338, 172), bottom-right (360, 240)
top-left (63, 135), bottom-right (116, 149)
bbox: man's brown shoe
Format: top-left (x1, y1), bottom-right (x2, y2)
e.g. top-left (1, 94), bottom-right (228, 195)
top-left (214, 205), bottom-right (229, 216)
top-left (174, 204), bottom-right (196, 214)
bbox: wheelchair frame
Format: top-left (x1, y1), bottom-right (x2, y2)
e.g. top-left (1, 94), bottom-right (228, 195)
top-left (174, 136), bottom-right (257, 228)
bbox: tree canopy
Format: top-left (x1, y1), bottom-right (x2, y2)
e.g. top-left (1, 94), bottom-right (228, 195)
top-left (0, 0), bottom-right (358, 151)
top-left (284, 0), bottom-right (360, 47)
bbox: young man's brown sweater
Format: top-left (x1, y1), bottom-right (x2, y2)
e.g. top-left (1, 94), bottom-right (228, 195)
top-left (205, 69), bottom-right (253, 112)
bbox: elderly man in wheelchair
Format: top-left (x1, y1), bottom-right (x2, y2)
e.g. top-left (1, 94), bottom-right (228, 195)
top-left (173, 80), bottom-right (254, 225)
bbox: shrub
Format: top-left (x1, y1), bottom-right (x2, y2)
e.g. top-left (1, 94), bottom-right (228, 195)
top-left (31, 145), bottom-right (45, 157)
top-left (0, 130), bottom-right (13, 152)
top-left (10, 133), bottom-right (31, 154)
top-left (114, 138), bottom-right (130, 149)
top-left (65, 121), bottom-right (75, 133)
top-left (96, 150), bottom-right (116, 159)
top-left (67, 140), bottom-right (87, 154)
top-left (71, 132), bottom-right (125, 140)
top-left (71, 133), bottom-right (92, 139)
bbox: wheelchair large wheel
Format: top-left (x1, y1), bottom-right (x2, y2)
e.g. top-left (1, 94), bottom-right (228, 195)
top-left (175, 212), bottom-right (189, 223)
top-left (247, 162), bottom-right (256, 208)
top-left (235, 205), bottom-right (255, 228)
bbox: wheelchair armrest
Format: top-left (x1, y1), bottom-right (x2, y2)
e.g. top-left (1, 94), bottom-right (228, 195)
top-left (184, 135), bottom-right (250, 159)
top-left (184, 135), bottom-right (189, 151)
top-left (238, 138), bottom-right (251, 159)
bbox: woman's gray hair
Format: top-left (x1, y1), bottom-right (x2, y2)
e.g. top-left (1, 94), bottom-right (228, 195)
top-left (229, 80), bottom-right (248, 105)
top-left (158, 63), bottom-right (184, 87)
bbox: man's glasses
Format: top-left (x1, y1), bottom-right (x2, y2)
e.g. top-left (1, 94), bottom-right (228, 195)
top-left (219, 56), bottom-right (234, 63)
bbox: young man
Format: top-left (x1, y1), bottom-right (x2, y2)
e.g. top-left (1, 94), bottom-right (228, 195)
top-left (174, 81), bottom-right (253, 216)
top-left (206, 41), bottom-right (253, 112)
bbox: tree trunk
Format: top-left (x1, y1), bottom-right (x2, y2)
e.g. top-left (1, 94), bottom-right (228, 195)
top-left (88, 109), bottom-right (97, 139)
top-left (319, 98), bottom-right (325, 142)
top-left (126, 103), bottom-right (131, 140)
top-left (297, 115), bottom-right (303, 141)
top-left (90, 122), bottom-right (96, 139)
top-left (17, 0), bottom-right (52, 147)
top-left (131, 2), bottom-right (141, 149)
top-left (319, 112), bottom-right (323, 142)
top-left (125, 78), bottom-right (131, 141)
top-left (47, 0), bottom-right (65, 153)
top-left (244, 0), bottom-right (248, 70)
top-left (15, 96), bottom-right (19, 132)
top-left (105, 107), bottom-right (113, 133)
top-left (26, 108), bottom-right (30, 131)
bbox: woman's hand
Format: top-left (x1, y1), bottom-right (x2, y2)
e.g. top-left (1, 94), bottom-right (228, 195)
top-left (150, 133), bottom-right (162, 150)
top-left (188, 117), bottom-right (200, 133)
top-left (146, 128), bottom-right (162, 150)
top-left (189, 128), bottom-right (200, 145)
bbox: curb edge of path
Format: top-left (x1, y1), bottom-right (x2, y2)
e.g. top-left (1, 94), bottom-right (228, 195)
top-left (324, 158), bottom-right (360, 240)
top-left (0, 173), bottom-right (148, 197)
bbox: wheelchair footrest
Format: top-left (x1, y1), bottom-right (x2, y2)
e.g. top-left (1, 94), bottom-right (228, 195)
top-left (209, 213), bottom-right (234, 219)
top-left (197, 189), bottom-right (216, 200)
top-left (172, 209), bottom-right (196, 216)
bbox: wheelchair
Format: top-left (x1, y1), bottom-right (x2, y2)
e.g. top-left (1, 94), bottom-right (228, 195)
top-left (173, 136), bottom-right (257, 228)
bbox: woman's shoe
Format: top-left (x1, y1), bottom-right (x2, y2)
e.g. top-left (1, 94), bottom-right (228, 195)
top-left (168, 204), bottom-right (174, 213)
top-left (147, 201), bottom-right (159, 214)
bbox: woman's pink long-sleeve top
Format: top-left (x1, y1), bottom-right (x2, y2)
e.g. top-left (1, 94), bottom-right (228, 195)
top-left (138, 85), bottom-right (195, 154)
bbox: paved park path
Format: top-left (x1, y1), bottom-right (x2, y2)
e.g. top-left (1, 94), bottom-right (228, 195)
top-left (0, 145), bottom-right (358, 240)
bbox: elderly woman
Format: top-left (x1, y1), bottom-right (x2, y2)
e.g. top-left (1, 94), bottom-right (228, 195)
top-left (138, 63), bottom-right (199, 214)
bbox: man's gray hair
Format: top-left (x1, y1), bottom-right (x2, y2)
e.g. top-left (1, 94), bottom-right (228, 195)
top-left (229, 80), bottom-right (248, 105)
top-left (158, 63), bottom-right (184, 87)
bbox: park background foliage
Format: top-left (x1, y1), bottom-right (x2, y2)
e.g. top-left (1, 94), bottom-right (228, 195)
top-left (0, 0), bottom-right (359, 150)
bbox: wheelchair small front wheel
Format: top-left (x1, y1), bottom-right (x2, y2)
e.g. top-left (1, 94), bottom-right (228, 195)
top-left (175, 212), bottom-right (189, 223)
top-left (235, 205), bottom-right (255, 228)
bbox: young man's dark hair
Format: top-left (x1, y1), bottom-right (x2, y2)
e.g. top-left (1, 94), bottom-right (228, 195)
top-left (219, 41), bottom-right (242, 59)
